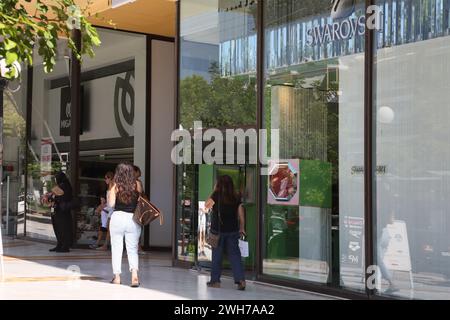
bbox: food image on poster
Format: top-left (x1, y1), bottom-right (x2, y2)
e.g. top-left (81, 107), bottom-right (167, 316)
top-left (268, 160), bottom-right (299, 206)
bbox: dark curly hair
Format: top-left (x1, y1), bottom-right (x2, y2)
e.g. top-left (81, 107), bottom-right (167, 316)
top-left (212, 175), bottom-right (240, 204)
top-left (114, 163), bottom-right (137, 204)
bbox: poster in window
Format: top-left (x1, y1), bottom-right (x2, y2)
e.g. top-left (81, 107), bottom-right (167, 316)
top-left (383, 220), bottom-right (412, 272)
top-left (268, 159), bottom-right (299, 206)
top-left (40, 137), bottom-right (52, 175)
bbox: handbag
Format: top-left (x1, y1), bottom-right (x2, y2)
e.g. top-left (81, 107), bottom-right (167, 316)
top-left (206, 231), bottom-right (220, 249)
top-left (133, 195), bottom-right (164, 226)
top-left (206, 197), bottom-right (221, 249)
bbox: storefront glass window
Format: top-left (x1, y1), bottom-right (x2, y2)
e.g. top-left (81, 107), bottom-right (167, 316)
top-left (26, 30), bottom-right (146, 244)
top-left (178, 0), bottom-right (258, 268)
top-left (26, 46), bottom-right (70, 241)
top-left (262, 0), bottom-right (366, 290)
top-left (374, 0), bottom-right (450, 299)
top-left (1, 82), bottom-right (27, 237)
top-left (179, 0), bottom-right (257, 130)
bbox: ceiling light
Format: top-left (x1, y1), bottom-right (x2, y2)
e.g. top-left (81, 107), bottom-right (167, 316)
top-left (110, 0), bottom-right (136, 9)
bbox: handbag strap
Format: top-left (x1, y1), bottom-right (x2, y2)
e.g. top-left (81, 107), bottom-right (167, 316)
top-left (210, 195), bottom-right (222, 234)
top-left (138, 195), bottom-right (164, 226)
top-left (217, 195), bottom-right (221, 234)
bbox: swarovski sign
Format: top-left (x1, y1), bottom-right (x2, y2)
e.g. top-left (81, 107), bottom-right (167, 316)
top-left (306, 0), bottom-right (382, 46)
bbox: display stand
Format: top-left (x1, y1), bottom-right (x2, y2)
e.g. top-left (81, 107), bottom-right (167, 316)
top-left (383, 220), bottom-right (414, 298)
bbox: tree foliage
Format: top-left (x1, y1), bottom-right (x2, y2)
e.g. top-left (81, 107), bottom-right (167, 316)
top-left (3, 96), bottom-right (25, 138)
top-left (0, 0), bottom-right (102, 79)
top-left (180, 65), bottom-right (257, 129)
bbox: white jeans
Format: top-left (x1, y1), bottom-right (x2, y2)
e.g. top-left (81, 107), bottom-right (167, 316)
top-left (110, 211), bottom-right (141, 275)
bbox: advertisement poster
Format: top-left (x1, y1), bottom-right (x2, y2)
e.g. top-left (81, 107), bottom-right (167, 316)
top-left (341, 215), bottom-right (364, 268)
top-left (383, 220), bottom-right (412, 272)
top-left (198, 201), bottom-right (212, 262)
top-left (268, 159), bottom-right (299, 206)
top-left (40, 138), bottom-right (52, 175)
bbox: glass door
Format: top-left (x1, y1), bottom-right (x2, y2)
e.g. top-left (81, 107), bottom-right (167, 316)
top-left (197, 164), bottom-right (257, 278)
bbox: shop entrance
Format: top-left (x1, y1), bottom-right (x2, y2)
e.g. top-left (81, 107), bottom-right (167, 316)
top-left (76, 148), bottom-right (134, 245)
top-left (177, 163), bottom-right (257, 278)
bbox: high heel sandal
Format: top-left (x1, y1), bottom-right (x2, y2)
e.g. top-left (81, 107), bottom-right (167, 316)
top-left (131, 279), bottom-right (140, 288)
top-left (110, 277), bottom-right (121, 285)
top-left (237, 280), bottom-right (246, 291)
top-left (206, 281), bottom-right (221, 288)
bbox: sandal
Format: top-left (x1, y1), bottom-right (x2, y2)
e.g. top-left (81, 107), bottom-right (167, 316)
top-left (237, 280), bottom-right (246, 291)
top-left (206, 281), bottom-right (221, 288)
top-left (110, 277), bottom-right (121, 285)
top-left (131, 279), bottom-right (140, 288)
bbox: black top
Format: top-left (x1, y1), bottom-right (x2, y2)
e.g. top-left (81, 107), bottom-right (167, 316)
top-left (54, 181), bottom-right (73, 211)
top-left (210, 191), bottom-right (241, 233)
top-left (115, 191), bottom-right (139, 213)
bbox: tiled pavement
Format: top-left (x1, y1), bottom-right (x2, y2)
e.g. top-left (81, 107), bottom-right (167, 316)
top-left (0, 237), bottom-right (339, 300)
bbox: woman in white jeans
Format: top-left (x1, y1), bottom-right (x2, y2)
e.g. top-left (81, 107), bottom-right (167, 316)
top-left (107, 163), bottom-right (143, 287)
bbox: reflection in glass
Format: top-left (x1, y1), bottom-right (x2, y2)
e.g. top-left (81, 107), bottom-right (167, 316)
top-left (375, 0), bottom-right (450, 299)
top-left (262, 0), bottom-right (366, 289)
top-left (178, 0), bottom-right (258, 265)
top-left (2, 88), bottom-right (27, 237)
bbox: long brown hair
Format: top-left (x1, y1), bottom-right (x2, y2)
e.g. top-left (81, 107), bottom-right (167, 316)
top-left (212, 175), bottom-right (239, 204)
top-left (114, 163), bottom-right (137, 204)
top-left (105, 171), bottom-right (114, 190)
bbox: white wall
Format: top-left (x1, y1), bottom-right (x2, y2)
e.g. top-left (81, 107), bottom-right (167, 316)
top-left (149, 40), bottom-right (175, 248)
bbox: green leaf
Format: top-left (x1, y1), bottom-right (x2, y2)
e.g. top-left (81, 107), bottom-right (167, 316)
top-left (4, 39), bottom-right (17, 50)
top-left (6, 51), bottom-right (18, 64)
top-left (36, 3), bottom-right (49, 14)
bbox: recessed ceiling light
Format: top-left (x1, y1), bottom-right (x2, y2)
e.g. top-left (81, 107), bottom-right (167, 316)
top-left (110, 0), bottom-right (136, 9)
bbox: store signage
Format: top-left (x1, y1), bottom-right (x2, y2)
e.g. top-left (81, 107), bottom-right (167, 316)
top-left (306, 1), bottom-right (382, 46)
top-left (351, 165), bottom-right (387, 175)
top-left (221, 0), bottom-right (256, 12)
top-left (114, 71), bottom-right (135, 138)
top-left (60, 86), bottom-right (85, 136)
top-left (342, 216), bottom-right (364, 268)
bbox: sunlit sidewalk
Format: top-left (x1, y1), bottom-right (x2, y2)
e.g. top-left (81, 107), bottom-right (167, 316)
top-left (0, 237), bottom-right (337, 300)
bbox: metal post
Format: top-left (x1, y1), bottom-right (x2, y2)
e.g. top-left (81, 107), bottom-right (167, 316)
top-left (24, 67), bottom-right (33, 237)
top-left (255, 0), bottom-right (264, 278)
top-left (144, 35), bottom-right (152, 251)
top-left (364, 0), bottom-right (376, 298)
top-left (172, 0), bottom-right (181, 265)
top-left (70, 29), bottom-right (82, 246)
top-left (5, 176), bottom-right (9, 235)
top-left (0, 78), bottom-right (7, 234)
